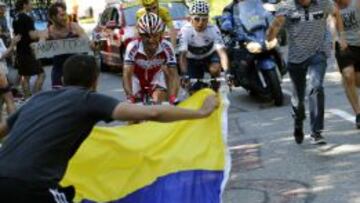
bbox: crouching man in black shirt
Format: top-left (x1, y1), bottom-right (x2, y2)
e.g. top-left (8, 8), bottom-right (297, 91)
top-left (0, 55), bottom-right (219, 202)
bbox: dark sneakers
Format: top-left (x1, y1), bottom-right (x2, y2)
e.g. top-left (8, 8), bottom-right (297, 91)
top-left (294, 126), bottom-right (304, 144)
top-left (356, 114), bottom-right (360, 129)
top-left (292, 105), bottom-right (306, 144)
top-left (310, 133), bottom-right (326, 145)
top-left (293, 121), bottom-right (304, 144)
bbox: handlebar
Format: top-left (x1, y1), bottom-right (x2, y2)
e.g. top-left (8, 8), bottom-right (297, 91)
top-left (189, 77), bottom-right (226, 83)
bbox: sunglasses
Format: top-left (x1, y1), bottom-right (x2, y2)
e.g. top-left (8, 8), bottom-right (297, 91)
top-left (192, 16), bottom-right (209, 22)
top-left (145, 5), bottom-right (158, 12)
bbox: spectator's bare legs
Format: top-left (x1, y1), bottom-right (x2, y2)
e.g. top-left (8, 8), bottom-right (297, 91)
top-left (34, 72), bottom-right (45, 93)
top-left (0, 73), bottom-right (15, 115)
top-left (21, 76), bottom-right (31, 98)
top-left (356, 72), bottom-right (360, 87)
top-left (3, 92), bottom-right (15, 114)
top-left (342, 66), bottom-right (360, 115)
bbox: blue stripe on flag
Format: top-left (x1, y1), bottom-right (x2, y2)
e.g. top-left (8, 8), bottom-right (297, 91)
top-left (82, 170), bottom-right (224, 203)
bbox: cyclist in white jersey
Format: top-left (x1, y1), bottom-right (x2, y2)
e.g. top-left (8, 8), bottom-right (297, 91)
top-left (178, 0), bottom-right (230, 91)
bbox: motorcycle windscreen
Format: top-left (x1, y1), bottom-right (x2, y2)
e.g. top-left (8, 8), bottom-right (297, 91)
top-left (233, 0), bottom-right (269, 32)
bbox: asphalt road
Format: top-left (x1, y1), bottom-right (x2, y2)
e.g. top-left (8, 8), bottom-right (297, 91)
top-left (222, 57), bottom-right (360, 203)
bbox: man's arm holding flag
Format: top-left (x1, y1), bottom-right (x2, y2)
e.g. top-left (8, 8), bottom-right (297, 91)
top-left (112, 94), bottom-right (219, 122)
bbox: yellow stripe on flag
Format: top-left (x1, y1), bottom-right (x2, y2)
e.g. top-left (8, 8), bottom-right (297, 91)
top-left (61, 89), bottom-right (226, 202)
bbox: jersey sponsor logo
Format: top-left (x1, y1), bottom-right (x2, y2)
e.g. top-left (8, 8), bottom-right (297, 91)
top-left (161, 42), bottom-right (175, 62)
top-left (188, 42), bottom-right (214, 56)
top-left (135, 58), bottom-right (166, 69)
top-left (128, 43), bottom-right (139, 61)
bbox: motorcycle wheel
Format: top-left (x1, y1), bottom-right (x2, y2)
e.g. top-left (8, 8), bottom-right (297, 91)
top-left (264, 69), bottom-right (284, 106)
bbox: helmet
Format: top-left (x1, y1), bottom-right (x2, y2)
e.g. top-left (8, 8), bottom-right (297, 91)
top-left (141, 0), bottom-right (157, 6)
top-left (189, 0), bottom-right (209, 15)
top-left (137, 13), bottom-right (165, 34)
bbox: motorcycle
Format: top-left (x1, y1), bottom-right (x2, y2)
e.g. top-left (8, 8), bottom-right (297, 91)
top-left (218, 0), bottom-right (286, 106)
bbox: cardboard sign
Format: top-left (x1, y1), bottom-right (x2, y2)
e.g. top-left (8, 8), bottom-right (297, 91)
top-left (31, 38), bottom-right (91, 59)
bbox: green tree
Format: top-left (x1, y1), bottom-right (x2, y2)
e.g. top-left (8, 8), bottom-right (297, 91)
top-left (208, 0), bottom-right (230, 17)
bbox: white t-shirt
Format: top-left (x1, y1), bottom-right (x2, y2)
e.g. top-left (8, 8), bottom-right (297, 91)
top-left (178, 22), bottom-right (225, 59)
top-left (340, 0), bottom-right (360, 46)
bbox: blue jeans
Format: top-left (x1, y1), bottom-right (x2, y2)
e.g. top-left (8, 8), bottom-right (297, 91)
top-left (288, 52), bottom-right (327, 134)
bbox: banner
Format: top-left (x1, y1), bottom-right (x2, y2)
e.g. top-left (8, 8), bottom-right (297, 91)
top-left (31, 38), bottom-right (90, 59)
top-left (61, 89), bottom-right (230, 203)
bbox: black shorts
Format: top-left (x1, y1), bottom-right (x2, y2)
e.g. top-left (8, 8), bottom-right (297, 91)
top-left (15, 53), bottom-right (44, 76)
top-left (0, 178), bottom-right (75, 203)
top-left (187, 52), bottom-right (221, 79)
top-left (335, 43), bottom-right (360, 72)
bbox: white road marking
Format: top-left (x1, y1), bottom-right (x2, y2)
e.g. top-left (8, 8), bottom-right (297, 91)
top-left (282, 72), bottom-right (342, 83)
top-left (327, 109), bottom-right (355, 124)
top-left (229, 143), bottom-right (261, 151)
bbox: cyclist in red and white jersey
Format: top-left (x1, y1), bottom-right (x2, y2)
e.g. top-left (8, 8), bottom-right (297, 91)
top-left (123, 13), bottom-right (178, 104)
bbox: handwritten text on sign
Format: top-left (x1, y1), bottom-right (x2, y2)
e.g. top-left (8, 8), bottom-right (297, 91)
top-left (31, 38), bottom-right (90, 59)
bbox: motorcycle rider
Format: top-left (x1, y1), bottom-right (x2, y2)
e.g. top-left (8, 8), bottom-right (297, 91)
top-left (179, 0), bottom-right (231, 92)
top-left (123, 13), bottom-right (178, 104)
top-left (220, 0), bottom-right (240, 33)
top-left (220, 0), bottom-right (286, 78)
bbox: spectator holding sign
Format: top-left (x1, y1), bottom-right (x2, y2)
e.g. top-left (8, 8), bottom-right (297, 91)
top-left (46, 2), bottom-right (87, 88)
top-left (13, 0), bottom-right (47, 99)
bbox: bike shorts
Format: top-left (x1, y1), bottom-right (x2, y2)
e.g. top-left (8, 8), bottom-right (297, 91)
top-left (187, 52), bottom-right (221, 79)
top-left (132, 71), bottom-right (167, 98)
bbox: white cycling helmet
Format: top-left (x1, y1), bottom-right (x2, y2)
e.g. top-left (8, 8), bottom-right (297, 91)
top-left (189, 0), bottom-right (209, 15)
top-left (137, 13), bottom-right (165, 34)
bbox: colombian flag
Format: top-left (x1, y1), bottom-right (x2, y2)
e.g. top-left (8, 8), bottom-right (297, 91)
top-left (60, 89), bottom-right (230, 203)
